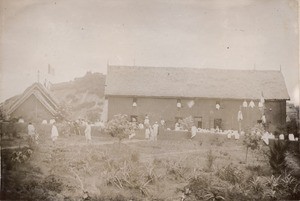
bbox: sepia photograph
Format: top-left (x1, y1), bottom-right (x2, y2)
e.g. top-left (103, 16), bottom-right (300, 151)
top-left (0, 0), bottom-right (299, 200)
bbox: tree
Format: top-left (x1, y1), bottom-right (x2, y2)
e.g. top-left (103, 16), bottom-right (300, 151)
top-left (105, 114), bottom-right (135, 144)
top-left (243, 124), bottom-right (264, 163)
top-left (54, 103), bottom-right (72, 122)
top-left (180, 116), bottom-right (194, 131)
top-left (86, 108), bottom-right (102, 123)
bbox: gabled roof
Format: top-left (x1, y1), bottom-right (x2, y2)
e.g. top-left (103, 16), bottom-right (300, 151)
top-left (105, 65), bottom-right (290, 100)
top-left (5, 82), bottom-right (59, 116)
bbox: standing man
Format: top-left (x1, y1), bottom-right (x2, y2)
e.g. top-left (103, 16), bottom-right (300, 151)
top-left (152, 122), bottom-right (159, 141)
top-left (51, 122), bottom-right (59, 145)
top-left (191, 124), bottom-right (197, 139)
top-left (27, 122), bottom-right (36, 144)
top-left (144, 115), bottom-right (150, 139)
top-left (84, 122), bottom-right (92, 144)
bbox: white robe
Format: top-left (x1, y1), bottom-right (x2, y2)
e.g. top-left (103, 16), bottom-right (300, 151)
top-left (85, 125), bottom-right (92, 140)
top-left (152, 124), bottom-right (159, 141)
top-left (51, 125), bottom-right (59, 140)
top-left (28, 125), bottom-right (35, 136)
top-left (191, 126), bottom-right (197, 138)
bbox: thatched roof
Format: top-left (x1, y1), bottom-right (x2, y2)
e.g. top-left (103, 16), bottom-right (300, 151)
top-left (105, 65), bottom-right (290, 100)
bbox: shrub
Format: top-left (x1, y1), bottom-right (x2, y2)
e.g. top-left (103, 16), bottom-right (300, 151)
top-left (216, 164), bottom-right (244, 185)
top-left (86, 108), bottom-right (102, 123)
top-left (164, 158), bottom-right (190, 181)
top-left (204, 150), bottom-right (217, 172)
top-left (285, 151), bottom-right (300, 177)
top-left (54, 103), bottom-right (72, 122)
top-left (268, 140), bottom-right (288, 174)
top-left (181, 116), bottom-right (194, 131)
top-left (276, 171), bottom-right (300, 200)
top-left (243, 130), bottom-right (262, 163)
top-left (186, 175), bottom-right (226, 201)
top-left (42, 175), bottom-right (63, 193)
top-left (105, 114), bottom-right (135, 143)
top-left (104, 160), bottom-right (157, 197)
top-left (286, 119), bottom-right (299, 137)
top-left (248, 176), bottom-right (265, 200)
top-left (210, 136), bottom-right (225, 146)
top-left (11, 148), bottom-right (33, 164)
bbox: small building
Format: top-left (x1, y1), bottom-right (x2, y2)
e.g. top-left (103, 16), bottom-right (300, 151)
top-left (105, 65), bottom-right (289, 132)
top-left (2, 82), bottom-right (59, 122)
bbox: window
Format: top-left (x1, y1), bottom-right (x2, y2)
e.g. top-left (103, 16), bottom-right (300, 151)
top-left (214, 118), bottom-right (222, 129)
top-left (194, 117), bottom-right (202, 128)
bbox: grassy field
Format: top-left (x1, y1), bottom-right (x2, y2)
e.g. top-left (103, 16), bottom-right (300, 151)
top-left (1, 133), bottom-right (297, 201)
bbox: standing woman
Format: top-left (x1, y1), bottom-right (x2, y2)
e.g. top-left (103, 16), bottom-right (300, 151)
top-left (85, 122), bottom-right (92, 143)
top-left (51, 122), bottom-right (59, 145)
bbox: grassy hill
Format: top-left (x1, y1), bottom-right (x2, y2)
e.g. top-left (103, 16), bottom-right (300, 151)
top-left (50, 71), bottom-right (106, 121)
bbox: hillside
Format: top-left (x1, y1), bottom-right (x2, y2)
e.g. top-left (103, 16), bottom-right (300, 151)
top-left (50, 72), bottom-right (106, 121)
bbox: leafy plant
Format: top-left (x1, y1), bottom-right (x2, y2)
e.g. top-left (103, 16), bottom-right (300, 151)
top-left (11, 148), bottom-right (33, 164)
top-left (105, 114), bottom-right (135, 143)
top-left (186, 175), bottom-right (226, 201)
top-left (54, 103), bottom-right (72, 122)
top-left (181, 116), bottom-right (194, 131)
top-left (216, 164), bottom-right (244, 185)
top-left (268, 140), bottom-right (288, 174)
top-left (86, 108), bottom-right (102, 122)
top-left (205, 150), bottom-right (217, 172)
top-left (284, 151), bottom-right (300, 177)
top-left (243, 129), bottom-right (262, 163)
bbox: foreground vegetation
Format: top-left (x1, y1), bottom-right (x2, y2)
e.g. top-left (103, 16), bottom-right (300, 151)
top-left (2, 131), bottom-right (299, 201)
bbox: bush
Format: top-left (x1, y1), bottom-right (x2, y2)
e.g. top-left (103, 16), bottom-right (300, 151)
top-left (216, 164), bottom-right (244, 185)
top-left (42, 175), bottom-right (63, 193)
top-left (86, 108), bottom-right (102, 123)
top-left (243, 128), bottom-right (262, 163)
top-left (105, 114), bottom-right (135, 143)
top-left (202, 150), bottom-right (217, 173)
top-left (181, 116), bottom-right (194, 131)
top-left (185, 175), bottom-right (226, 201)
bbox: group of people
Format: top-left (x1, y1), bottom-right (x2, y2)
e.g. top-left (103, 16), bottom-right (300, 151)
top-left (27, 122), bottom-right (59, 145)
top-left (27, 121), bottom-right (92, 145)
top-left (144, 116), bottom-right (160, 141)
top-left (27, 122), bottom-right (58, 144)
top-left (142, 115), bottom-right (200, 140)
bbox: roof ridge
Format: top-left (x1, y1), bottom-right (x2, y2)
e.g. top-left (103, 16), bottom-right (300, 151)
top-left (107, 65), bottom-right (282, 72)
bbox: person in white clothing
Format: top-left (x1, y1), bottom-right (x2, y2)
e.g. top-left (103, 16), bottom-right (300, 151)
top-left (28, 122), bottom-right (35, 136)
top-left (144, 115), bottom-right (151, 139)
top-left (85, 122), bottom-right (92, 143)
top-left (51, 122), bottom-right (59, 144)
top-left (191, 125), bottom-right (197, 139)
top-left (152, 122), bottom-right (159, 141)
top-left (28, 122), bottom-right (36, 144)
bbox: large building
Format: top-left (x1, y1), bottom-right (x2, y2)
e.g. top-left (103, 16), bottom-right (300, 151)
top-left (105, 65), bottom-right (289, 132)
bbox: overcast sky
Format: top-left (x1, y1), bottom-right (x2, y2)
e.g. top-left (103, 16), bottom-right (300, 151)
top-left (0, 0), bottom-right (299, 105)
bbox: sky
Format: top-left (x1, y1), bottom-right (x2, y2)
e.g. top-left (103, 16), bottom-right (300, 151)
top-left (0, 0), bottom-right (299, 105)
